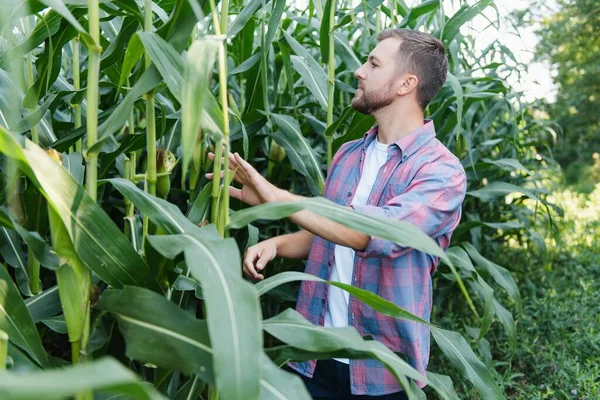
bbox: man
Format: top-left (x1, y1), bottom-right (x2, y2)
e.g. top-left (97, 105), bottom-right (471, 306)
top-left (206, 28), bottom-right (466, 399)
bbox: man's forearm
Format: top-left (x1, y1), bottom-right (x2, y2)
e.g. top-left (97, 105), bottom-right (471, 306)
top-left (275, 190), bottom-right (370, 251)
top-left (272, 229), bottom-right (315, 259)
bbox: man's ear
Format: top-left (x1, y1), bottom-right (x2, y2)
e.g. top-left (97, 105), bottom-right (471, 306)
top-left (396, 74), bottom-right (418, 96)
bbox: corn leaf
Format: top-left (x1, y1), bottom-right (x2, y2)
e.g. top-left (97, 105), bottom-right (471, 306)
top-left (96, 286), bottom-right (214, 382)
top-left (0, 357), bottom-right (166, 400)
top-left (255, 271), bottom-right (431, 325)
top-left (228, 197), bottom-right (451, 264)
top-left (271, 113), bottom-right (325, 195)
top-left (0, 128), bottom-right (161, 292)
top-left (430, 327), bottom-right (503, 400)
top-left (148, 234), bottom-right (262, 400)
top-left (181, 38), bottom-right (219, 188)
top-left (0, 265), bottom-right (49, 367)
top-left (263, 309), bottom-right (421, 390)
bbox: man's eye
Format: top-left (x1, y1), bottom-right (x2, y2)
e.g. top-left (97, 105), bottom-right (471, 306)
top-left (371, 62), bottom-right (377, 68)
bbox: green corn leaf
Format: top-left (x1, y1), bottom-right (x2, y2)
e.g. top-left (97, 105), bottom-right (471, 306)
top-left (148, 234), bottom-right (262, 400)
top-left (319, 0), bottom-right (335, 62)
top-left (0, 357), bottom-right (167, 400)
top-left (96, 286), bottom-right (214, 382)
top-left (229, 0), bottom-right (272, 38)
top-left (259, 354), bottom-right (312, 400)
top-left (430, 327), bottom-right (503, 400)
top-left (426, 372), bottom-right (460, 400)
top-left (106, 178), bottom-right (213, 236)
top-left (398, 0), bottom-right (439, 28)
top-left (462, 242), bottom-right (522, 312)
top-left (263, 308), bottom-right (421, 390)
top-left (36, 0), bottom-right (97, 49)
top-left (117, 32), bottom-right (144, 95)
top-left (467, 182), bottom-right (541, 203)
top-left (493, 299), bottom-right (516, 352)
top-left (255, 271), bottom-right (431, 325)
top-left (282, 31), bottom-right (328, 110)
top-left (48, 206), bottom-right (91, 345)
top-left (0, 128), bottom-right (161, 292)
top-left (228, 197), bottom-right (451, 264)
top-left (0, 264), bottom-right (49, 367)
top-left (481, 157), bottom-right (530, 173)
top-left (270, 113), bottom-right (325, 196)
top-left (469, 275), bottom-right (495, 340)
top-left (0, 226), bottom-right (27, 275)
top-left (181, 38), bottom-right (219, 188)
top-left (24, 285), bottom-right (62, 323)
top-left (440, 0), bottom-right (495, 44)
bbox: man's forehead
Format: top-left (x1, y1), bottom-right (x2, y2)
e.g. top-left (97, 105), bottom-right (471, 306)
top-left (370, 38), bottom-right (402, 62)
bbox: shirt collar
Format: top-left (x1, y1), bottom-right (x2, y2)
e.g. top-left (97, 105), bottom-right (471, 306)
top-left (362, 119), bottom-right (436, 160)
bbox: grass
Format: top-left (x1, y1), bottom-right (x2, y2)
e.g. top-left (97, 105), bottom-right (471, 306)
top-left (430, 182), bottom-right (600, 399)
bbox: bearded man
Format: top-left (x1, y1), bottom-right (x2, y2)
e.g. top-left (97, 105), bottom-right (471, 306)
top-left (206, 28), bottom-right (467, 399)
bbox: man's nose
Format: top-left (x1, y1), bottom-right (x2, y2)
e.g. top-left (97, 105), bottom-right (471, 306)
top-left (354, 66), bottom-right (365, 80)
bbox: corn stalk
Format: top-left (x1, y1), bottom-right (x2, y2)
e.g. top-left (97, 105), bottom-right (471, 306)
top-left (209, 0), bottom-right (231, 237)
top-left (23, 16), bottom-right (42, 295)
top-left (72, 36), bottom-right (82, 153)
top-left (0, 329), bottom-right (7, 370)
top-left (326, 0), bottom-right (337, 166)
top-left (142, 0), bottom-right (157, 244)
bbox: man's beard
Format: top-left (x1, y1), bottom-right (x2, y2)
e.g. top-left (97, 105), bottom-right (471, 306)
top-left (351, 84), bottom-right (395, 115)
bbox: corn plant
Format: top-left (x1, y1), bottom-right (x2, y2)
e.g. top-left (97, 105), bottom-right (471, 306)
top-left (0, 0), bottom-right (556, 399)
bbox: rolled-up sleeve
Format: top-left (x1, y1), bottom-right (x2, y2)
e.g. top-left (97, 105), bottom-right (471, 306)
top-left (351, 162), bottom-right (467, 258)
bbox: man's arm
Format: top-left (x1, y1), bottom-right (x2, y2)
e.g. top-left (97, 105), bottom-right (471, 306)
top-left (273, 229), bottom-right (315, 259)
top-left (206, 151), bottom-right (369, 251)
top-left (242, 229), bottom-right (315, 280)
top-left (274, 191), bottom-right (370, 252)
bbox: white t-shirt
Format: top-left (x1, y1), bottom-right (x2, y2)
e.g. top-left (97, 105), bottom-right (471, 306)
top-left (324, 135), bottom-right (390, 364)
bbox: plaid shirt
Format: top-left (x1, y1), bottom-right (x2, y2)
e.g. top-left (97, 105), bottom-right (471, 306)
top-left (288, 120), bottom-right (467, 395)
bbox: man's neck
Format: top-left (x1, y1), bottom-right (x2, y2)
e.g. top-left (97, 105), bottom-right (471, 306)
top-left (372, 103), bottom-right (424, 145)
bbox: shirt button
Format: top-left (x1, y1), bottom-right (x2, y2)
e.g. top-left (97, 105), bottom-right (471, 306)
top-left (347, 191), bottom-right (352, 197)
top-left (351, 313), bottom-right (355, 319)
top-left (328, 260), bottom-right (332, 266)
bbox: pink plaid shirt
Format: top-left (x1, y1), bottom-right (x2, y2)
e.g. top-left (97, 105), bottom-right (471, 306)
top-left (287, 120), bottom-right (467, 395)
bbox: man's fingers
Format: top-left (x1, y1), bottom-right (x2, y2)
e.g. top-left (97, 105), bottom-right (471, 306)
top-left (229, 186), bottom-right (242, 200)
top-left (256, 253), bottom-right (270, 271)
top-left (243, 252), bottom-right (261, 280)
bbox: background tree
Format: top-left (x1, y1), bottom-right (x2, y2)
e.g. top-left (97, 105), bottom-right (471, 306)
top-left (518, 0), bottom-right (600, 189)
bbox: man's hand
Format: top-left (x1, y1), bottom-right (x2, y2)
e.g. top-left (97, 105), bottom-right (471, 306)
top-left (242, 239), bottom-right (278, 280)
top-left (205, 151), bottom-right (282, 206)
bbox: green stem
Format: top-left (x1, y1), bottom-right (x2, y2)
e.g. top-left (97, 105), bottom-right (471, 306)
top-left (146, 92), bottom-right (157, 196)
top-left (388, 0), bottom-right (396, 26)
top-left (362, 0), bottom-right (370, 38)
top-left (142, 0), bottom-right (156, 245)
top-left (73, 36), bottom-right (82, 153)
top-left (209, 0), bottom-right (230, 237)
top-left (219, 0), bottom-right (229, 34)
top-left (0, 329), bottom-right (7, 370)
top-left (126, 111), bottom-right (137, 245)
top-left (186, 376), bottom-right (199, 400)
top-left (24, 16), bottom-right (41, 295)
top-left (72, 341), bottom-right (81, 364)
top-left (86, 0), bottom-right (100, 202)
top-left (375, 6), bottom-right (381, 34)
top-left (208, 385), bottom-right (219, 400)
top-left (326, 0), bottom-right (336, 169)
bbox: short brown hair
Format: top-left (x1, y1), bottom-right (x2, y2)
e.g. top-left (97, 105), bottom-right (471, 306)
top-left (377, 28), bottom-right (448, 110)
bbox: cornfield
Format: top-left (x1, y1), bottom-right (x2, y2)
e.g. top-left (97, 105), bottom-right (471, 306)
top-left (0, 0), bottom-right (557, 399)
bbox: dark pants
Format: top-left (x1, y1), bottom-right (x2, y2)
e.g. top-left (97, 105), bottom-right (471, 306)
top-left (291, 359), bottom-right (408, 399)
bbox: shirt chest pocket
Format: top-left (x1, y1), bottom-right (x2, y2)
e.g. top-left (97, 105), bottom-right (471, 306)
top-left (382, 181), bottom-right (410, 204)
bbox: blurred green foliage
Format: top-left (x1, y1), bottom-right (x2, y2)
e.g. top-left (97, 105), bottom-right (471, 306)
top-left (518, 0), bottom-right (600, 189)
